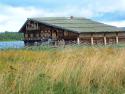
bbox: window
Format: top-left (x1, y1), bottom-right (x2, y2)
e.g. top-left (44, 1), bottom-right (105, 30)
top-left (36, 34), bottom-right (39, 37)
top-left (40, 33), bottom-right (43, 37)
top-left (52, 32), bottom-right (56, 39)
top-left (64, 31), bottom-right (68, 36)
top-left (30, 34), bottom-right (33, 38)
top-left (25, 34), bottom-right (28, 38)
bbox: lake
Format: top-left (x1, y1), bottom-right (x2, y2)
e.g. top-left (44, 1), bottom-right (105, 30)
top-left (0, 41), bottom-right (24, 49)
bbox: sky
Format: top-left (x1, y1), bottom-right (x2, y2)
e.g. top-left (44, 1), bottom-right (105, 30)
top-left (0, 0), bottom-right (125, 32)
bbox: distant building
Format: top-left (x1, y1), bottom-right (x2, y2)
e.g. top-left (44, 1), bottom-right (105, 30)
top-left (19, 17), bottom-right (125, 45)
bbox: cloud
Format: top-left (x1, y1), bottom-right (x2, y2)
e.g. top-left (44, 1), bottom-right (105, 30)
top-left (86, 0), bottom-right (125, 12)
top-left (0, 5), bottom-right (57, 32)
top-left (104, 21), bottom-right (125, 27)
top-left (0, 4), bottom-right (94, 32)
top-left (0, 0), bottom-right (125, 32)
top-left (0, 6), bottom-right (33, 32)
top-left (92, 12), bottom-right (125, 21)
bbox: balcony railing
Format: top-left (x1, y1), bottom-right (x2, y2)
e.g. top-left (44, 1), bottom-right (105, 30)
top-left (26, 27), bottom-right (39, 30)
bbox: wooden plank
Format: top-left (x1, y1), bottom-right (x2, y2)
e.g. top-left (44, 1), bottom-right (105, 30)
top-left (93, 33), bottom-right (104, 37)
top-left (77, 37), bottom-right (80, 45)
top-left (118, 32), bottom-right (125, 37)
top-left (79, 33), bottom-right (91, 38)
top-left (104, 36), bottom-right (107, 45)
top-left (91, 37), bottom-right (94, 45)
top-left (91, 34), bottom-right (93, 45)
top-left (106, 33), bottom-right (116, 37)
top-left (116, 36), bottom-right (119, 44)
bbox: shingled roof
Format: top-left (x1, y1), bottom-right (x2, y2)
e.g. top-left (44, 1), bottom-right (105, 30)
top-left (22, 17), bottom-right (124, 33)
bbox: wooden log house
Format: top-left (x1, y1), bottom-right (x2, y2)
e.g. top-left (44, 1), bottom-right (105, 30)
top-left (19, 17), bottom-right (125, 46)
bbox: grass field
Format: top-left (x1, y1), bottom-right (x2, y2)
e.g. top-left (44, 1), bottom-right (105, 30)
top-left (0, 46), bottom-right (125, 94)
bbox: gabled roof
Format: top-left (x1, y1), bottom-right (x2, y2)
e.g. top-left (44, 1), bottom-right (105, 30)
top-left (20, 17), bottom-right (125, 33)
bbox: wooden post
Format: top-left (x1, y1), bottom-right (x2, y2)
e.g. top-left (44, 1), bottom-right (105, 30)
top-left (104, 36), bottom-right (107, 45)
top-left (63, 30), bottom-right (64, 38)
top-left (56, 30), bottom-right (58, 39)
top-left (91, 34), bottom-right (93, 45)
top-left (51, 29), bottom-right (53, 39)
top-left (77, 37), bottom-right (80, 45)
top-left (26, 25), bottom-right (27, 30)
top-left (26, 25), bottom-right (28, 33)
top-left (37, 23), bottom-right (38, 29)
top-left (116, 33), bottom-right (119, 44)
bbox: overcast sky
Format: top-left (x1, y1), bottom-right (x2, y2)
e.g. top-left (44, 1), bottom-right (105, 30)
top-left (0, 0), bottom-right (125, 32)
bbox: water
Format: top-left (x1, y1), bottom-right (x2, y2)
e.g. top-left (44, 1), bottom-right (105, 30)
top-left (0, 41), bottom-right (24, 49)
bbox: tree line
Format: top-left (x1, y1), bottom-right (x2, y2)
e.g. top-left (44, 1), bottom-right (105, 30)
top-left (0, 31), bottom-right (23, 41)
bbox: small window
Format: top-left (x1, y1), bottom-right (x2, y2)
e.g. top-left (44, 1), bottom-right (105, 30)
top-left (52, 32), bottom-right (56, 39)
top-left (30, 34), bottom-right (33, 38)
top-left (36, 34), bottom-right (39, 37)
top-left (40, 33), bottom-right (43, 37)
top-left (64, 31), bottom-right (68, 36)
top-left (25, 34), bottom-right (28, 38)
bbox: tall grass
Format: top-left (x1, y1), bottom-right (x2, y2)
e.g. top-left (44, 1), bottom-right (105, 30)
top-left (0, 47), bottom-right (125, 94)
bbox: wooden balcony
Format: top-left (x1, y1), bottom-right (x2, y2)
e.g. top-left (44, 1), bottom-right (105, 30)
top-left (26, 23), bottom-right (39, 31)
top-left (26, 27), bottom-right (39, 31)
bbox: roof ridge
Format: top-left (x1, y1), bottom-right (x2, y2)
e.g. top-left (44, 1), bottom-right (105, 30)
top-left (28, 17), bottom-right (89, 20)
